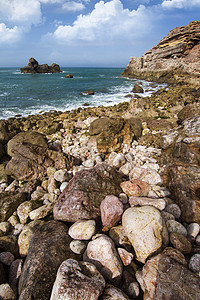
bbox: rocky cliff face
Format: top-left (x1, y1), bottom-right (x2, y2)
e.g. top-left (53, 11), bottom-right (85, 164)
top-left (20, 57), bottom-right (62, 73)
top-left (122, 21), bottom-right (200, 82)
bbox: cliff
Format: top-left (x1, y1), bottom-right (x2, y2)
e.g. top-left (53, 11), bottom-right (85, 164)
top-left (20, 57), bottom-right (62, 73)
top-left (122, 21), bottom-right (200, 82)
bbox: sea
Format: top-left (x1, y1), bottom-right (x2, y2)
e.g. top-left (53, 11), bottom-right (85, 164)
top-left (0, 67), bottom-right (166, 120)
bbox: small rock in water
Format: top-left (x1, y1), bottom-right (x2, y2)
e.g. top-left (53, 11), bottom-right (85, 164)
top-left (81, 90), bottom-right (94, 95)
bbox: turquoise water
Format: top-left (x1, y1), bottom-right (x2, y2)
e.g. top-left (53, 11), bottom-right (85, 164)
top-left (0, 67), bottom-right (165, 120)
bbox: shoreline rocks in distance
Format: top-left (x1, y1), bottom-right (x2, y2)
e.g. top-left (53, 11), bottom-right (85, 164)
top-left (20, 57), bottom-right (62, 74)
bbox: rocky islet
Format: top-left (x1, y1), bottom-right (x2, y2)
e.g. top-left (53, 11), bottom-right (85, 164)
top-left (0, 21), bottom-right (200, 299)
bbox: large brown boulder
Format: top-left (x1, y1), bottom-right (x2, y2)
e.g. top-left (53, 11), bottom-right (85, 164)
top-left (5, 132), bottom-right (81, 181)
top-left (122, 21), bottom-right (200, 82)
top-left (53, 163), bottom-right (123, 222)
top-left (136, 251), bottom-right (200, 299)
top-left (20, 58), bottom-right (62, 73)
top-left (18, 220), bottom-right (77, 300)
top-left (7, 131), bottom-right (48, 157)
top-left (89, 117), bottom-right (142, 155)
top-left (168, 164), bottom-right (200, 224)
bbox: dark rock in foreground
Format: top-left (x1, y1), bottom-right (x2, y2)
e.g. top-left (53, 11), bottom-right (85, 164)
top-left (18, 220), bottom-right (77, 300)
top-left (20, 57), bottom-right (62, 74)
top-left (53, 163), bottom-right (123, 222)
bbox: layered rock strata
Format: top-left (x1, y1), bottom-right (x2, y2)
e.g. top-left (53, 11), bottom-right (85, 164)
top-left (122, 21), bottom-right (200, 82)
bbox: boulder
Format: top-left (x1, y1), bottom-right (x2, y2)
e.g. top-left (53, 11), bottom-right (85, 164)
top-left (5, 138), bottom-right (81, 181)
top-left (0, 191), bottom-right (26, 222)
top-left (83, 234), bottom-right (123, 285)
top-left (50, 259), bottom-right (105, 300)
top-left (131, 84), bottom-right (144, 93)
top-left (53, 163), bottom-right (123, 222)
top-left (168, 164), bottom-right (200, 224)
top-left (89, 117), bottom-right (142, 155)
top-left (18, 220), bottom-right (78, 300)
top-left (20, 58), bottom-right (62, 73)
top-left (136, 252), bottom-right (200, 299)
top-left (122, 206), bottom-right (169, 263)
top-left (7, 131), bottom-right (48, 157)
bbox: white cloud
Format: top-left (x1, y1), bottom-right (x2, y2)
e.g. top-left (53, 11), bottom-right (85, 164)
top-left (52, 0), bottom-right (152, 44)
top-left (162, 0), bottom-right (200, 8)
top-left (0, 0), bottom-right (42, 26)
top-left (0, 22), bottom-right (22, 44)
top-left (62, 1), bottom-right (85, 11)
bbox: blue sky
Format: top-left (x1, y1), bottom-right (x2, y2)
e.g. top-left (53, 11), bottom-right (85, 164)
top-left (0, 0), bottom-right (200, 67)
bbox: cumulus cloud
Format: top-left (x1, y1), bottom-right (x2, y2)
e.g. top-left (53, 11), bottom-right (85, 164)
top-left (162, 0), bottom-right (200, 9)
top-left (62, 1), bottom-right (85, 11)
top-left (52, 0), bottom-right (152, 44)
top-left (0, 23), bottom-right (22, 44)
top-left (0, 0), bottom-right (42, 26)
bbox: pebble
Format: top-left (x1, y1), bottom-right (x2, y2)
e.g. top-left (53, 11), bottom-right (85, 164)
top-left (18, 226), bottom-right (34, 257)
top-left (0, 283), bottom-right (16, 300)
top-left (69, 240), bottom-right (87, 255)
top-left (47, 175), bottom-right (58, 194)
top-left (196, 235), bottom-right (200, 246)
top-left (170, 232), bottom-right (192, 254)
top-left (117, 248), bottom-right (133, 266)
top-left (165, 204), bottom-right (181, 219)
top-left (166, 220), bottom-right (187, 236)
top-left (0, 222), bottom-right (10, 235)
top-left (120, 179), bottom-right (150, 197)
top-left (68, 219), bottom-right (96, 240)
top-left (54, 169), bottom-right (71, 183)
top-left (31, 186), bottom-right (46, 201)
top-left (109, 225), bottom-right (132, 251)
top-left (84, 234), bottom-right (123, 285)
top-left (100, 195), bottom-right (124, 229)
top-left (0, 252), bottom-right (15, 266)
top-left (189, 254), bottom-right (200, 274)
top-left (13, 224), bottom-right (24, 236)
top-left (29, 203), bottom-right (54, 221)
top-left (129, 196), bottom-right (166, 211)
top-left (46, 167), bottom-right (56, 177)
top-left (161, 211), bottom-right (175, 222)
top-left (17, 201), bottom-right (42, 224)
top-left (101, 284), bottom-right (130, 300)
top-left (60, 182), bottom-right (68, 192)
top-left (187, 223), bottom-right (200, 239)
top-left (112, 153), bottom-right (126, 168)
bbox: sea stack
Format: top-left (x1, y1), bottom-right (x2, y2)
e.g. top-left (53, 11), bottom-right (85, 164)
top-left (20, 57), bottom-right (62, 73)
top-left (122, 20), bottom-right (200, 82)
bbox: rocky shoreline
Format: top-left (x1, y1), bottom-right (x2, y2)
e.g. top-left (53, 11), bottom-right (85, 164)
top-left (0, 21), bottom-right (200, 299)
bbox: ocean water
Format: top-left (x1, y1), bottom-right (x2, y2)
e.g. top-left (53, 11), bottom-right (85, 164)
top-left (0, 67), bottom-right (166, 120)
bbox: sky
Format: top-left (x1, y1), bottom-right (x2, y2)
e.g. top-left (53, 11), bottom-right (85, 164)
top-left (0, 0), bottom-right (200, 67)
